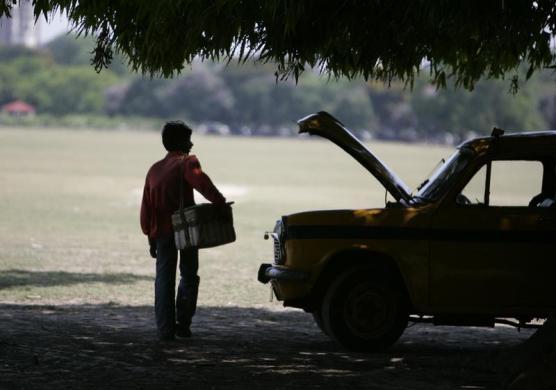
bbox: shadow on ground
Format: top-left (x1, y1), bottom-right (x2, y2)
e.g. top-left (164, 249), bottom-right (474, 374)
top-left (0, 269), bottom-right (151, 289)
top-left (0, 304), bottom-right (533, 389)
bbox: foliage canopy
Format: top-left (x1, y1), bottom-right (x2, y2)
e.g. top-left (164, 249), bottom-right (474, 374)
top-left (2, 1), bottom-right (555, 89)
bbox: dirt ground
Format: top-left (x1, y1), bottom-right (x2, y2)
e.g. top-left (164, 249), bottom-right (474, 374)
top-left (0, 303), bottom-right (539, 390)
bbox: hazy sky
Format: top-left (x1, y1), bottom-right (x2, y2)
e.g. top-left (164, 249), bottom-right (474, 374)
top-left (41, 11), bottom-right (72, 43)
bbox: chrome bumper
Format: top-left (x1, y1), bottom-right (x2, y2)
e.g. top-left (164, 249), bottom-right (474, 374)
top-left (257, 263), bottom-right (309, 284)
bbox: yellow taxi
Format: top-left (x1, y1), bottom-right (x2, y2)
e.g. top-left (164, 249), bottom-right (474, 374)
top-left (258, 111), bottom-right (556, 351)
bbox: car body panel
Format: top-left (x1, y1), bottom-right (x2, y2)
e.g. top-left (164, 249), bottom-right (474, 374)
top-left (276, 207), bottom-right (433, 309)
top-left (430, 204), bottom-right (556, 316)
top-left (259, 112), bottom-right (556, 324)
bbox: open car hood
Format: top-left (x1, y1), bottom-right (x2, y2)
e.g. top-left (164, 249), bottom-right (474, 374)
top-left (298, 112), bottom-right (412, 203)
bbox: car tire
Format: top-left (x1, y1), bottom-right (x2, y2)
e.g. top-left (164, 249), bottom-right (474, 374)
top-left (321, 266), bottom-right (408, 352)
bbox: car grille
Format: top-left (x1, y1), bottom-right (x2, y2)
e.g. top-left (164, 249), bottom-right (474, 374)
top-left (270, 219), bottom-right (286, 265)
top-left (273, 235), bottom-right (282, 264)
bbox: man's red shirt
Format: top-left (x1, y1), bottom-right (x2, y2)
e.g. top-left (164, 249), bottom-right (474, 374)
top-left (140, 152), bottom-right (226, 239)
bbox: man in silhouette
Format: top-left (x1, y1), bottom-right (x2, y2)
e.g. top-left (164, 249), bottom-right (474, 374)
top-left (141, 121), bottom-right (226, 341)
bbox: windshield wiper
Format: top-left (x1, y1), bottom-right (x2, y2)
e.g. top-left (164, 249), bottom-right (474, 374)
top-left (414, 158), bottom-right (445, 193)
top-left (416, 179), bottom-right (429, 191)
top-left (411, 195), bottom-right (432, 204)
top-left (411, 195), bottom-right (432, 202)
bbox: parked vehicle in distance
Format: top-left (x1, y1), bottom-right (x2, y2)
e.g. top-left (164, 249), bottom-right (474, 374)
top-left (258, 111), bottom-right (556, 352)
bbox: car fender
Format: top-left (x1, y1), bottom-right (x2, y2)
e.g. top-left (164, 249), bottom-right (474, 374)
top-left (307, 248), bottom-right (413, 311)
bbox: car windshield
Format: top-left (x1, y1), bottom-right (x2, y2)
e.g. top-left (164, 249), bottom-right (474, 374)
top-left (413, 148), bottom-right (475, 202)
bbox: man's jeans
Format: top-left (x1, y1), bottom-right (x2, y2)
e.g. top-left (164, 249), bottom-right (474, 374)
top-left (155, 235), bottom-right (199, 338)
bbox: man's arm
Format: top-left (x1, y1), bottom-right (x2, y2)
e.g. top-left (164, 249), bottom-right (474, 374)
top-left (184, 156), bottom-right (226, 204)
top-left (140, 178), bottom-right (157, 258)
top-left (140, 178), bottom-right (152, 236)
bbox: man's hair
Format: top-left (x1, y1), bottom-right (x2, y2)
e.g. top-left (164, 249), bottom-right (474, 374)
top-left (161, 121), bottom-right (193, 151)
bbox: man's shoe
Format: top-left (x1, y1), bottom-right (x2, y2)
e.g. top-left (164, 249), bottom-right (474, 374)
top-left (176, 326), bottom-right (192, 338)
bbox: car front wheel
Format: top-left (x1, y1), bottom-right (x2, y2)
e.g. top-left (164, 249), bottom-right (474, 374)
top-left (321, 266), bottom-right (409, 351)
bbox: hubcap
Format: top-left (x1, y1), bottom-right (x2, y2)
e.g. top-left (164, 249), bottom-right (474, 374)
top-left (343, 284), bottom-right (393, 339)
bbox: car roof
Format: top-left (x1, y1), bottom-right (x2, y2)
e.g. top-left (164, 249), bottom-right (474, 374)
top-left (459, 131), bottom-right (556, 155)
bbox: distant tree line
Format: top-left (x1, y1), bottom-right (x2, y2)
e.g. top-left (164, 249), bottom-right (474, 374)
top-left (0, 34), bottom-right (554, 142)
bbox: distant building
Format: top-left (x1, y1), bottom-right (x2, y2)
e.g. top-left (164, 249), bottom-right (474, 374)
top-left (1, 100), bottom-right (36, 116)
top-left (0, 0), bottom-right (40, 48)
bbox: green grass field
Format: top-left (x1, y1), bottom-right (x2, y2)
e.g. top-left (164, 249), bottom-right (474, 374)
top-left (0, 127), bottom-right (535, 308)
